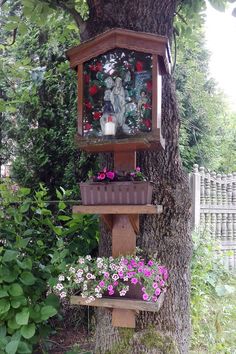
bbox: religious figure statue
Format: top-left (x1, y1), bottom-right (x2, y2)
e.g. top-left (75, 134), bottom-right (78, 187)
top-left (110, 77), bottom-right (126, 128)
top-left (137, 90), bottom-right (148, 119)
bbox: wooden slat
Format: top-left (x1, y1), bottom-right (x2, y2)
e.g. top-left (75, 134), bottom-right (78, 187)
top-left (72, 204), bottom-right (163, 215)
top-left (112, 309), bottom-right (135, 328)
top-left (77, 64), bottom-right (83, 136)
top-left (70, 294), bottom-right (164, 312)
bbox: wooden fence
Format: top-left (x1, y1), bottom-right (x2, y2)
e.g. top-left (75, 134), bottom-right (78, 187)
top-left (190, 164), bottom-right (236, 271)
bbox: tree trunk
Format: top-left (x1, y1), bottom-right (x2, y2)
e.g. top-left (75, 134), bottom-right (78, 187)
top-left (81, 1), bottom-right (192, 353)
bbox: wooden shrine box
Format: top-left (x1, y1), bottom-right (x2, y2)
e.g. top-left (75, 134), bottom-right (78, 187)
top-left (66, 28), bottom-right (171, 152)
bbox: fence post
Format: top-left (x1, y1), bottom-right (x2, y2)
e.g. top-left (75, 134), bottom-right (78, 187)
top-left (190, 164), bottom-right (201, 229)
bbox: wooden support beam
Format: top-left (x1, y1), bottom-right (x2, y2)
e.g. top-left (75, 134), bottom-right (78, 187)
top-left (72, 204), bottom-right (163, 215)
top-left (128, 215), bottom-right (139, 234)
top-left (112, 309), bottom-right (135, 328)
top-left (114, 151), bottom-right (136, 171)
top-left (101, 215), bottom-right (113, 230)
top-left (112, 215), bottom-right (136, 258)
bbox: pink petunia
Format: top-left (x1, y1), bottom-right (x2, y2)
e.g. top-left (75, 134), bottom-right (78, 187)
top-left (131, 278), bottom-right (138, 285)
top-left (106, 171), bottom-right (115, 180)
top-left (99, 281), bottom-right (105, 287)
top-left (104, 272), bottom-right (110, 279)
top-left (109, 290), bottom-right (114, 295)
top-left (136, 167), bottom-right (141, 172)
top-left (152, 282), bottom-right (158, 289)
top-left (107, 285), bottom-right (113, 291)
top-left (143, 293), bottom-right (149, 301)
top-left (118, 271), bottom-right (124, 278)
top-left (155, 288), bottom-right (161, 296)
top-left (113, 281), bottom-right (118, 286)
top-left (148, 260), bottom-right (154, 267)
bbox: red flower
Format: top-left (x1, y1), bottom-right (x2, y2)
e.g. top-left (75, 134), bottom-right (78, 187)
top-left (136, 61), bottom-right (144, 72)
top-left (89, 64), bottom-right (97, 71)
top-left (144, 119), bottom-right (151, 128)
top-left (96, 62), bottom-right (103, 71)
top-left (146, 81), bottom-right (152, 92)
top-left (89, 85), bottom-right (98, 96)
top-left (93, 111), bottom-right (102, 120)
top-left (84, 74), bottom-right (90, 84)
top-left (84, 100), bottom-right (92, 110)
top-left (84, 123), bottom-right (92, 131)
top-left (143, 103), bottom-right (152, 110)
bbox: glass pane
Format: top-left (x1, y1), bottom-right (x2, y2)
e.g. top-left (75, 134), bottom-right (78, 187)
top-left (83, 48), bottom-right (152, 138)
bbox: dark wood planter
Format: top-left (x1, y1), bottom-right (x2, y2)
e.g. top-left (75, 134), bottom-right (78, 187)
top-left (80, 181), bottom-right (154, 205)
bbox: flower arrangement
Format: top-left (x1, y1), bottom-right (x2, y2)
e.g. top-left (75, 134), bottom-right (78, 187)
top-left (53, 254), bottom-right (168, 304)
top-left (91, 166), bottom-right (146, 183)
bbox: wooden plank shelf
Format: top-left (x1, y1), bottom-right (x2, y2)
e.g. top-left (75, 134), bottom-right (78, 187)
top-left (72, 204), bottom-right (163, 215)
top-left (71, 293), bottom-right (164, 313)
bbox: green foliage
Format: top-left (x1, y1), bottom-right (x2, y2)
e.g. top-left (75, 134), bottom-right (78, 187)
top-left (0, 180), bottom-right (99, 353)
top-left (191, 231), bottom-right (236, 353)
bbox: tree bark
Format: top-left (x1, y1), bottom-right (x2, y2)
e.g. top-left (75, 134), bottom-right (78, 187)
top-left (81, 1), bottom-right (192, 353)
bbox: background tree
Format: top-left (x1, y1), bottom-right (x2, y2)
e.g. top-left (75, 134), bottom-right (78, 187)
top-left (1, 0), bottom-right (236, 352)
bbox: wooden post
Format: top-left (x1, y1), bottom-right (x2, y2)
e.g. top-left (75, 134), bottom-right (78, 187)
top-left (111, 151), bottom-right (137, 327)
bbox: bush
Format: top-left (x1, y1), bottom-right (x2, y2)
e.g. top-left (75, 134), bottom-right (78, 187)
top-left (0, 180), bottom-right (99, 353)
top-left (191, 231), bottom-right (236, 353)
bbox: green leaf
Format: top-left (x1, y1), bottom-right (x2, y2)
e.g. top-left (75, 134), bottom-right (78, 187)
top-left (58, 215), bottom-right (71, 221)
top-left (11, 296), bottom-right (27, 309)
top-left (58, 201), bottom-right (66, 210)
top-left (16, 308), bottom-right (29, 325)
top-left (45, 294), bottom-right (60, 309)
top-left (40, 305), bottom-right (57, 320)
top-left (0, 325), bottom-right (6, 337)
top-left (20, 203), bottom-right (30, 213)
top-left (9, 284), bottom-right (23, 297)
top-left (5, 340), bottom-right (19, 354)
top-left (0, 299), bottom-right (10, 315)
top-left (20, 323), bottom-right (36, 339)
top-left (7, 318), bottom-right (21, 330)
top-left (3, 250), bottom-right (17, 263)
top-left (20, 272), bottom-right (36, 285)
top-left (17, 341), bottom-right (32, 354)
top-left (0, 289), bottom-right (9, 298)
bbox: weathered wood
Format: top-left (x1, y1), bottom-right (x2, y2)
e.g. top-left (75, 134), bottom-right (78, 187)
top-left (77, 64), bottom-right (83, 136)
top-left (70, 294), bottom-right (164, 312)
top-left (112, 309), bottom-right (135, 328)
top-left (72, 204), bottom-right (163, 215)
top-left (128, 215), bottom-right (139, 235)
top-left (112, 215), bottom-right (136, 257)
top-left (66, 28), bottom-right (171, 74)
top-left (75, 131), bottom-right (164, 152)
top-left (101, 215), bottom-right (113, 230)
top-left (114, 151), bottom-right (136, 171)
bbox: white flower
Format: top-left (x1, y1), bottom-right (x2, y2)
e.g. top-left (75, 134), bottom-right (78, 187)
top-left (88, 296), bottom-right (95, 302)
top-left (83, 284), bottom-right (88, 290)
top-left (95, 286), bottom-right (101, 293)
top-left (109, 256), bottom-right (114, 261)
top-left (112, 274), bottom-right (119, 281)
top-left (124, 276), bottom-right (128, 281)
top-left (95, 293), bottom-right (102, 298)
top-left (86, 273), bottom-right (93, 280)
top-left (78, 258), bottom-right (85, 264)
top-left (84, 266), bottom-right (89, 272)
top-left (69, 267), bottom-right (76, 273)
top-left (86, 255), bottom-right (92, 261)
top-left (58, 275), bottom-right (65, 282)
top-left (67, 276), bottom-right (71, 281)
top-left (97, 257), bottom-right (103, 263)
top-left (97, 262), bottom-right (103, 268)
top-left (60, 291), bottom-right (67, 298)
top-left (55, 283), bottom-right (64, 291)
top-left (119, 290), bottom-right (126, 296)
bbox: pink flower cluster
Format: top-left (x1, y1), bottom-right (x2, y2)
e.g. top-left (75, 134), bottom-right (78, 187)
top-left (53, 254), bottom-right (168, 304)
top-left (92, 167), bottom-right (146, 183)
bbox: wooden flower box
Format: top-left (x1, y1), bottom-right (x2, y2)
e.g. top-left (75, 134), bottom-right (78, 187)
top-left (80, 181), bottom-right (153, 205)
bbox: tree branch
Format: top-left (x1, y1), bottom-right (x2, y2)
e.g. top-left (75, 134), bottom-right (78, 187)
top-left (1, 28), bottom-right (17, 47)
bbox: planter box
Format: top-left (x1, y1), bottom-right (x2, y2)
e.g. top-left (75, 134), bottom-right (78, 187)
top-left (80, 181), bottom-right (153, 205)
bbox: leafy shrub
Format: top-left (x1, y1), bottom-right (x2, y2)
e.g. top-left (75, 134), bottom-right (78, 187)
top-left (191, 231), bottom-right (236, 353)
top-left (0, 180), bottom-right (99, 353)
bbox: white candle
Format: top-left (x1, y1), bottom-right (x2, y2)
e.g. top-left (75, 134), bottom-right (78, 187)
top-left (104, 121), bottom-right (116, 135)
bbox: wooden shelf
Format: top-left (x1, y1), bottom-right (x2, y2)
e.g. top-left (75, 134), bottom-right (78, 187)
top-left (75, 131), bottom-right (165, 153)
top-left (73, 204), bottom-right (163, 215)
top-left (70, 293), bottom-right (164, 313)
